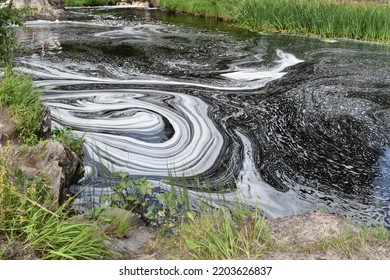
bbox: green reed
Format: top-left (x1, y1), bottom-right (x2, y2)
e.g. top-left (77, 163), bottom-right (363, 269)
top-left (159, 0), bottom-right (237, 19)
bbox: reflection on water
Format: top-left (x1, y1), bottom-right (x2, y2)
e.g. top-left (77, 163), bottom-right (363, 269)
top-left (15, 8), bottom-right (390, 227)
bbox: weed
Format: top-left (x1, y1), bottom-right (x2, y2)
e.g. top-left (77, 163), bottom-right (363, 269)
top-left (99, 171), bottom-right (191, 229)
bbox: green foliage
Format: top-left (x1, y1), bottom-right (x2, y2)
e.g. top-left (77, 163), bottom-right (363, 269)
top-left (99, 172), bottom-right (190, 228)
top-left (52, 126), bottom-right (85, 155)
top-left (0, 7), bottom-right (23, 68)
top-left (0, 71), bottom-right (42, 145)
top-left (99, 172), bottom-right (156, 219)
top-left (63, 0), bottom-right (119, 6)
top-left (0, 144), bottom-right (112, 259)
top-left (159, 0), bottom-right (390, 42)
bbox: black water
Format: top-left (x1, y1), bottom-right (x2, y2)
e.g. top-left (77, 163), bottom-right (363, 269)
top-left (15, 7), bottom-right (390, 227)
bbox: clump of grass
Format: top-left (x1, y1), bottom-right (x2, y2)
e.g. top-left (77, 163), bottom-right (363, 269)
top-left (316, 224), bottom-right (390, 258)
top-left (0, 143), bottom-right (113, 259)
top-left (161, 202), bottom-right (273, 259)
top-left (0, 70), bottom-right (42, 145)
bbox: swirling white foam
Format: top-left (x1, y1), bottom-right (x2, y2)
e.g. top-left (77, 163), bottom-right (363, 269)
top-left (43, 88), bottom-right (223, 177)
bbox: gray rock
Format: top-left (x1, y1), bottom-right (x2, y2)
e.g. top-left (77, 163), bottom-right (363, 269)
top-left (18, 141), bottom-right (84, 205)
top-left (39, 105), bottom-right (51, 140)
top-left (11, 0), bottom-right (62, 9)
top-left (111, 226), bottom-right (156, 259)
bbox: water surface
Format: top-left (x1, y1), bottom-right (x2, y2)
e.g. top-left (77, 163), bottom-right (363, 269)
top-left (15, 7), bottom-right (390, 226)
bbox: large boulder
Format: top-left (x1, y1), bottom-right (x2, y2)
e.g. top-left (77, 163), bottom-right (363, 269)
top-left (8, 0), bottom-right (86, 20)
top-left (17, 141), bottom-right (84, 205)
top-left (11, 0), bottom-right (62, 10)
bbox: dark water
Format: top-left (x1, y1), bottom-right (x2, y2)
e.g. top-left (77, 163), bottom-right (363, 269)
top-left (15, 7), bottom-right (390, 226)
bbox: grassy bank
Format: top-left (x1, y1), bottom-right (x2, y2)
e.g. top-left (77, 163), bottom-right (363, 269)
top-left (158, 0), bottom-right (390, 42)
top-left (64, 0), bottom-right (118, 6)
top-left (146, 208), bottom-right (390, 260)
top-left (62, 0), bottom-right (390, 41)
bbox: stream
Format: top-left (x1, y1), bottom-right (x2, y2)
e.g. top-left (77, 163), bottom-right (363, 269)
top-left (15, 7), bottom-right (390, 227)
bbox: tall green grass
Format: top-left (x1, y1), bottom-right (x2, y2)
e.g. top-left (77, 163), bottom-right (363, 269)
top-left (159, 0), bottom-right (390, 41)
top-left (0, 68), bottom-right (42, 144)
top-left (0, 70), bottom-right (42, 144)
top-left (235, 0), bottom-right (390, 41)
top-left (0, 145), bottom-right (113, 259)
top-left (159, 0), bottom-right (237, 19)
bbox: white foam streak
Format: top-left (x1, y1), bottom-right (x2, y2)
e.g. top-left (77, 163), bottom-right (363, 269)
top-left (221, 50), bottom-right (304, 82)
top-left (232, 131), bottom-right (313, 217)
top-left (19, 49), bottom-right (303, 91)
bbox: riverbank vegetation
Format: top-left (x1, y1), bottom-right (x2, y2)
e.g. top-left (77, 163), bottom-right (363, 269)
top-left (146, 207), bottom-right (390, 260)
top-left (1, 7), bottom-right (42, 145)
top-left (0, 71), bottom-right (42, 145)
top-left (60, 0), bottom-right (390, 41)
top-left (158, 0), bottom-right (390, 42)
top-left (64, 0), bottom-right (118, 6)
top-left (0, 143), bottom-right (113, 259)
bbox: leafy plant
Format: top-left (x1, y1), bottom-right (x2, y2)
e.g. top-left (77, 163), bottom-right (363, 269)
top-left (52, 126), bottom-right (85, 155)
top-left (99, 172), bottom-right (156, 220)
top-left (99, 172), bottom-right (191, 227)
